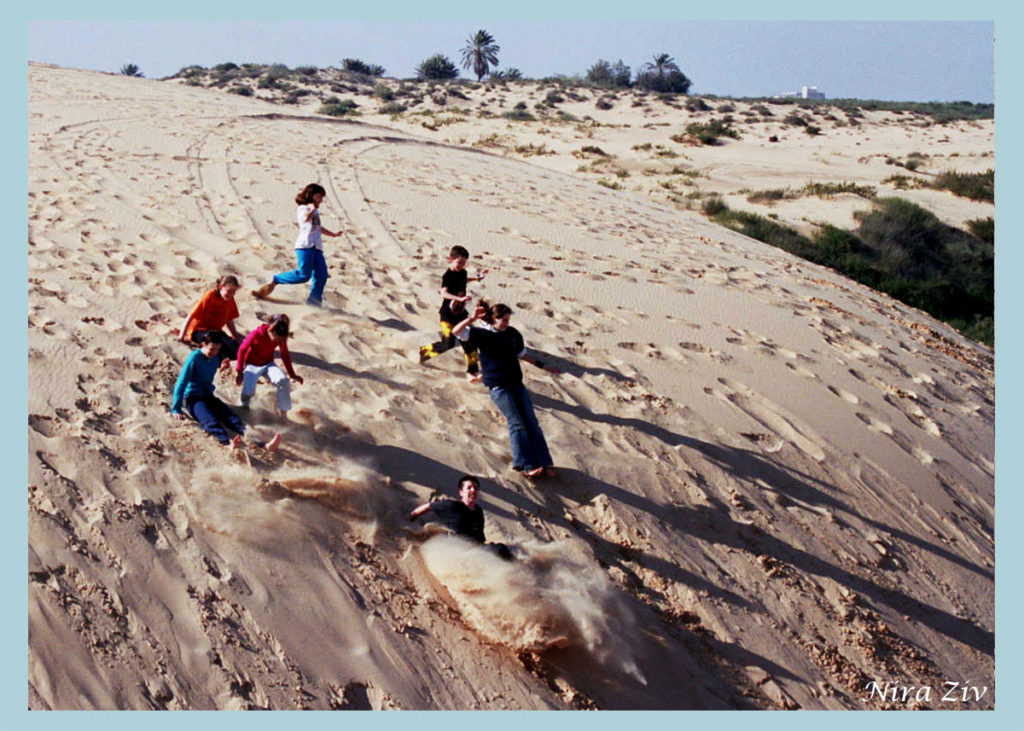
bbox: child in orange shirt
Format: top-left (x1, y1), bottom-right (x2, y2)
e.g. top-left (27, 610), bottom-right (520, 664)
top-left (178, 275), bottom-right (245, 361)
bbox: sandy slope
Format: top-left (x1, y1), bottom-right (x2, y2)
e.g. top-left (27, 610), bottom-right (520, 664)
top-left (28, 64), bottom-right (994, 711)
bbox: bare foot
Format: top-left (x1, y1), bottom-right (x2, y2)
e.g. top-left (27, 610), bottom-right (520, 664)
top-left (465, 373), bottom-right (483, 383)
top-left (524, 467), bottom-right (545, 478)
top-left (265, 432), bottom-right (282, 451)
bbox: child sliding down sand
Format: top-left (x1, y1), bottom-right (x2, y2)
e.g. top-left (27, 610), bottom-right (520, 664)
top-left (171, 331), bottom-right (281, 452)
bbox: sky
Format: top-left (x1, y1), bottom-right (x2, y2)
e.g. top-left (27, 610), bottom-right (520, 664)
top-left (27, 20), bottom-right (995, 103)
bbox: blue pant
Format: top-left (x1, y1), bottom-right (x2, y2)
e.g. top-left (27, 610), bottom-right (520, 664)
top-left (185, 393), bottom-right (246, 445)
top-left (273, 248), bottom-right (328, 305)
top-left (489, 383), bottom-right (553, 471)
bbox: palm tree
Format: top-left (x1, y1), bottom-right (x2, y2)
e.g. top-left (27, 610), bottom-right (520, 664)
top-left (644, 53), bottom-right (679, 81)
top-left (119, 63), bottom-right (143, 78)
top-left (460, 29), bottom-right (500, 81)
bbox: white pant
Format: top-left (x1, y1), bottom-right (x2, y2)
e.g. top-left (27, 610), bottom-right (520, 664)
top-left (240, 362), bottom-right (292, 412)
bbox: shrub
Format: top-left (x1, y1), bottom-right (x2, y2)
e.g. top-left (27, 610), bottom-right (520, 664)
top-left (417, 54), bottom-right (459, 80)
top-left (931, 169), bottom-right (994, 202)
top-left (683, 118), bottom-right (740, 145)
top-left (379, 102), bottom-right (407, 115)
top-left (634, 69), bottom-right (691, 94)
top-left (784, 111), bottom-right (808, 127)
top-left (595, 97), bottom-right (614, 110)
top-left (966, 217), bottom-right (994, 246)
top-left (228, 86), bottom-right (253, 96)
top-left (119, 63), bottom-right (143, 77)
top-left (585, 59), bottom-right (632, 89)
top-left (373, 83), bottom-right (394, 101)
top-left (544, 90), bottom-right (565, 106)
top-left (319, 100), bottom-right (359, 116)
top-left (746, 188), bottom-right (794, 204)
top-left (342, 58), bottom-right (385, 76)
top-left (805, 125), bottom-right (821, 136)
top-left (803, 181), bottom-right (876, 199)
top-left (503, 106), bottom-right (536, 121)
top-left (214, 62), bottom-right (238, 73)
top-left (685, 97), bottom-right (711, 112)
top-left (701, 197), bottom-right (728, 216)
top-left (295, 65), bottom-right (318, 76)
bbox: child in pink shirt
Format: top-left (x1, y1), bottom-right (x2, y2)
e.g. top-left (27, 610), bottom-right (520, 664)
top-left (235, 314), bottom-right (304, 415)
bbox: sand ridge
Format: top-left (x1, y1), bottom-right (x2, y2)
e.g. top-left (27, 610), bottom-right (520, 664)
top-left (28, 64), bottom-right (993, 710)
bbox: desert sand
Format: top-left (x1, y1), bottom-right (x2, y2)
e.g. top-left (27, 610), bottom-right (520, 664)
top-left (28, 63), bottom-right (994, 711)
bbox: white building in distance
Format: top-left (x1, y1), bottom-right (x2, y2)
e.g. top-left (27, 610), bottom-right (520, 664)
top-left (774, 86), bottom-right (826, 99)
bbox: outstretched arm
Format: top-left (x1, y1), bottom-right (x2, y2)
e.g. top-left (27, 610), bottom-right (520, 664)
top-left (451, 304), bottom-right (486, 338)
top-left (408, 503), bottom-right (432, 521)
top-left (520, 352), bottom-right (561, 375)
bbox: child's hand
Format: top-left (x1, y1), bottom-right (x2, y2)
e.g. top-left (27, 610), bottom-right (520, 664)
top-left (292, 375), bottom-right (304, 385)
top-left (173, 412), bottom-right (185, 421)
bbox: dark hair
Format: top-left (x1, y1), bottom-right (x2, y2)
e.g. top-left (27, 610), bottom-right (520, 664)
top-left (268, 314), bottom-right (290, 338)
top-left (475, 298), bottom-right (494, 324)
top-left (296, 183), bottom-right (326, 205)
top-left (457, 475), bottom-right (480, 491)
top-left (199, 330), bottom-right (224, 345)
top-left (491, 303), bottom-right (513, 320)
top-left (449, 245), bottom-right (470, 259)
top-left (214, 274), bottom-right (240, 290)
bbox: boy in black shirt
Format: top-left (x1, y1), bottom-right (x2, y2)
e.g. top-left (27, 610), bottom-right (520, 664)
top-left (418, 246), bottom-right (488, 380)
top-left (408, 475), bottom-right (512, 560)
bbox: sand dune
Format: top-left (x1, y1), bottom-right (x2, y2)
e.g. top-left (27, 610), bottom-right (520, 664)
top-left (28, 64), bottom-right (993, 710)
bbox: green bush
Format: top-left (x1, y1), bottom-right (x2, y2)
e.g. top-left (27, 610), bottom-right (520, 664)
top-left (417, 54), bottom-right (459, 80)
top-left (228, 86), bottom-right (253, 96)
top-left (544, 90), bottom-right (565, 106)
top-left (503, 106), bottom-right (536, 121)
top-left (966, 217), bottom-right (994, 246)
top-left (319, 100), bottom-right (359, 116)
top-left (379, 102), bottom-right (407, 115)
top-left (701, 197), bottom-right (728, 216)
top-left (585, 59), bottom-right (632, 89)
top-left (683, 118), bottom-right (740, 145)
top-left (700, 194), bottom-right (992, 345)
top-left (342, 58), bottom-right (385, 76)
top-left (295, 66), bottom-right (318, 76)
top-left (931, 169), bottom-right (994, 202)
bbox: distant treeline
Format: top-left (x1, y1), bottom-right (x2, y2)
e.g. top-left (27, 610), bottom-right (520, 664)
top-left (702, 197), bottom-right (993, 346)
top-left (166, 62), bottom-right (992, 124)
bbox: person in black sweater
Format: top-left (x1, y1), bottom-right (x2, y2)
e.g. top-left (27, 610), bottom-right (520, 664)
top-left (408, 475), bottom-right (512, 560)
top-left (451, 301), bottom-right (559, 479)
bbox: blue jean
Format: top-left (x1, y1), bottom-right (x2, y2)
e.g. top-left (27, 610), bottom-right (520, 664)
top-left (185, 393), bottom-right (246, 445)
top-left (489, 383), bottom-right (552, 471)
top-left (273, 248), bottom-right (328, 305)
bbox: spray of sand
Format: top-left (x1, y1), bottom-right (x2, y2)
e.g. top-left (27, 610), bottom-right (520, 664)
top-left (420, 535), bottom-right (645, 682)
top-left (182, 460), bottom-right (384, 549)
